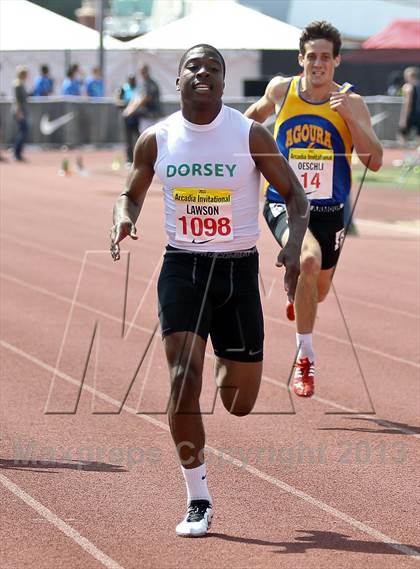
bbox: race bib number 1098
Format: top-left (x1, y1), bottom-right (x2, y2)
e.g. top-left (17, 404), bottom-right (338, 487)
top-left (173, 188), bottom-right (233, 243)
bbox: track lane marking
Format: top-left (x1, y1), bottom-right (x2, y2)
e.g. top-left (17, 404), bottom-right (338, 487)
top-left (2, 270), bottom-right (418, 370)
top-left (2, 272), bottom-right (420, 439)
top-left (330, 294), bottom-right (419, 320)
top-left (3, 233), bottom-right (418, 320)
top-left (265, 314), bottom-right (419, 368)
top-left (0, 473), bottom-right (126, 569)
top-left (262, 374), bottom-right (420, 439)
top-left (0, 272), bottom-right (151, 335)
top-left (1, 340), bottom-right (420, 560)
top-left (0, 234), bottom-right (156, 285)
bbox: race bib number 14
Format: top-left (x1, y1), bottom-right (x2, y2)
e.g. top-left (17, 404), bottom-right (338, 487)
top-left (173, 188), bottom-right (233, 243)
top-left (289, 148), bottom-right (334, 200)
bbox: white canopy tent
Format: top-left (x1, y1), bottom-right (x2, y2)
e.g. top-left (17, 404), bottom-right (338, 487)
top-left (127, 1), bottom-right (302, 50)
top-left (0, 0), bottom-right (134, 97)
top-left (125, 1), bottom-right (301, 98)
top-left (0, 0), bottom-right (125, 51)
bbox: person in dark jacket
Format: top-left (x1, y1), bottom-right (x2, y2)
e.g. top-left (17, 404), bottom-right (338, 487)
top-left (12, 66), bottom-right (30, 161)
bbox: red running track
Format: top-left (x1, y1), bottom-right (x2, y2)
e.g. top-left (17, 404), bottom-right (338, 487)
top-left (1, 149), bottom-right (419, 568)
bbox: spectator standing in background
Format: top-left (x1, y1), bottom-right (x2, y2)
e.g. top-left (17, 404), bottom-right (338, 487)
top-left (386, 70), bottom-right (404, 96)
top-left (123, 65), bottom-right (162, 133)
top-left (86, 66), bottom-right (104, 97)
top-left (138, 64), bottom-right (162, 129)
top-left (116, 73), bottom-right (140, 165)
top-left (0, 63), bottom-right (7, 162)
top-left (12, 66), bottom-right (30, 162)
top-left (399, 66), bottom-right (420, 145)
top-left (62, 64), bottom-right (83, 96)
top-left (33, 64), bottom-right (54, 96)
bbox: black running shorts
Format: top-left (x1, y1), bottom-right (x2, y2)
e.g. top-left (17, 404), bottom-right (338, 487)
top-left (263, 201), bottom-right (345, 270)
top-left (157, 246), bottom-right (264, 362)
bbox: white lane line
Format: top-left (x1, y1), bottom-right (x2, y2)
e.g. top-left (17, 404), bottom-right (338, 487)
top-left (0, 233), bottom-right (157, 285)
top-left (336, 294), bottom-right (419, 320)
top-left (33, 518), bottom-right (77, 522)
top-left (0, 473), bottom-right (126, 569)
top-left (265, 314), bottom-right (420, 369)
top-left (0, 273), bottom-right (151, 335)
top-left (3, 232), bottom-right (417, 321)
top-left (0, 341), bottom-right (168, 433)
top-left (3, 269), bottom-right (418, 371)
top-left (2, 271), bottom-right (420, 439)
top-left (1, 340), bottom-right (419, 561)
top-left (262, 374), bottom-right (420, 439)
top-left (356, 218), bottom-right (420, 237)
top-left (207, 451), bottom-right (420, 560)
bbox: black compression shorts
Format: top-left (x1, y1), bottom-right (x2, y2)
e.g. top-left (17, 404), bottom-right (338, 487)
top-left (157, 245), bottom-right (264, 362)
top-left (263, 201), bottom-right (345, 270)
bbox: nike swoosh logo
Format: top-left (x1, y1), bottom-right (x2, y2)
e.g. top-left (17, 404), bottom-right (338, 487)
top-left (40, 112), bottom-right (75, 135)
top-left (249, 348), bottom-right (263, 356)
top-left (191, 238), bottom-right (216, 244)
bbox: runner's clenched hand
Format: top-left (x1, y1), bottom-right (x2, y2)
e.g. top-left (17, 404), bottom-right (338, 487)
top-left (276, 242), bottom-right (301, 303)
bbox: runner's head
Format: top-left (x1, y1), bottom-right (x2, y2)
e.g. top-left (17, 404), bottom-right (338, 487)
top-left (298, 21), bottom-right (341, 87)
top-left (176, 44), bottom-right (225, 104)
top-left (140, 64), bottom-right (150, 80)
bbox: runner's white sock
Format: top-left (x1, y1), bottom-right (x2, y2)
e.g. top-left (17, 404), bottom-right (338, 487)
top-left (296, 333), bottom-right (315, 362)
top-left (181, 463), bottom-right (212, 505)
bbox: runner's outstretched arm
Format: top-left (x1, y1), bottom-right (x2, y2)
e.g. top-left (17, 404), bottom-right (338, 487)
top-left (110, 129), bottom-right (157, 260)
top-left (250, 122), bottom-right (309, 302)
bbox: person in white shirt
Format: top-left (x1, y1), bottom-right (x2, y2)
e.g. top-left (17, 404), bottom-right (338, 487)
top-left (110, 44), bottom-right (308, 537)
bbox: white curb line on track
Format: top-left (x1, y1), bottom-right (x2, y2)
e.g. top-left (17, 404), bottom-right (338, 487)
top-left (2, 270), bottom-right (419, 439)
top-left (1, 340), bottom-right (419, 561)
top-left (0, 473), bottom-right (126, 569)
top-left (3, 232), bottom-right (419, 320)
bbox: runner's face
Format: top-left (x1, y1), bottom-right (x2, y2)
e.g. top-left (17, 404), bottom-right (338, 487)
top-left (299, 39), bottom-right (340, 87)
top-left (177, 48), bottom-right (224, 103)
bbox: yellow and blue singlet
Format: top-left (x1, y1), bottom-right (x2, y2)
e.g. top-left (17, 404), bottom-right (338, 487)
top-left (266, 76), bottom-right (354, 205)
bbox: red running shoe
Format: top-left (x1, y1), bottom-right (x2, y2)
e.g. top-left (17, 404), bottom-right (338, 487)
top-left (292, 357), bottom-right (315, 397)
top-left (286, 301), bottom-right (295, 321)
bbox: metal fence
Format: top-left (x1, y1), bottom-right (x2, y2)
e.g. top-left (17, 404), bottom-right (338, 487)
top-left (0, 96), bottom-right (403, 147)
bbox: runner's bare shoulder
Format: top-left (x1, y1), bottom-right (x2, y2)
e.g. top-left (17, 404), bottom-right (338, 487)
top-left (266, 75), bottom-right (292, 105)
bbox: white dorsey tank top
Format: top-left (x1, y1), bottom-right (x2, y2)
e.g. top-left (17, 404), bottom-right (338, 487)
top-left (154, 105), bottom-right (260, 252)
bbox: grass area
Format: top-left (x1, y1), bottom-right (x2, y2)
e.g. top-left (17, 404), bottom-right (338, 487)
top-left (353, 165), bottom-right (420, 191)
